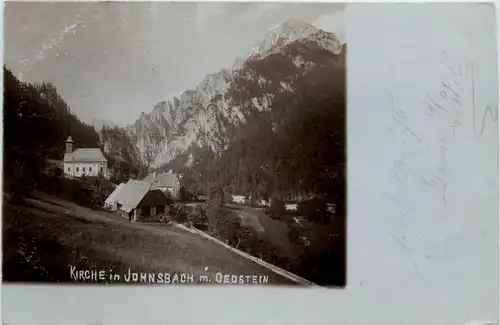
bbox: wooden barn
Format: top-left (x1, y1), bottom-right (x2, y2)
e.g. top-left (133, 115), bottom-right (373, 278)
top-left (110, 179), bottom-right (172, 222)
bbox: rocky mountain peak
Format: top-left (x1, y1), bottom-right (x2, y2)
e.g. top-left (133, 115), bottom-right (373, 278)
top-left (113, 20), bottom-right (346, 169)
top-left (247, 19), bottom-right (319, 59)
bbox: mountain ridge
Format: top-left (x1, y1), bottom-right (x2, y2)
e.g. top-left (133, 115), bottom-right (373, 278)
top-left (113, 19), bottom-right (344, 171)
top-left (87, 118), bottom-right (115, 131)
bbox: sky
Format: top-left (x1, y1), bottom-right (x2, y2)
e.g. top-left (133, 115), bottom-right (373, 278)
top-left (4, 2), bottom-right (345, 126)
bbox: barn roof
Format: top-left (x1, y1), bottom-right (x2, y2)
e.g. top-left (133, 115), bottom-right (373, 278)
top-left (64, 148), bottom-right (107, 163)
top-left (114, 180), bottom-right (151, 212)
top-left (114, 180), bottom-right (168, 213)
top-left (104, 183), bottom-right (126, 205)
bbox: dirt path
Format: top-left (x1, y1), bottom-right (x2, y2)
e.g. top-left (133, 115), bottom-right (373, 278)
top-left (236, 210), bottom-right (265, 232)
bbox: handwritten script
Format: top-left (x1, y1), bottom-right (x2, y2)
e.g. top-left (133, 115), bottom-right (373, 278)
top-left (385, 60), bottom-right (498, 268)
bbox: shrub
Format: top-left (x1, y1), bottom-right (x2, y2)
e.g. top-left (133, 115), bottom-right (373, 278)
top-left (294, 233), bottom-right (346, 286)
top-left (160, 215), bottom-right (171, 223)
top-left (266, 197), bottom-right (285, 220)
top-left (234, 226), bottom-right (258, 251)
top-left (4, 149), bottom-right (44, 200)
top-left (49, 147), bottom-right (60, 159)
top-left (234, 227), bottom-right (284, 265)
top-left (186, 204), bottom-right (208, 227)
top-left (204, 201), bottom-right (243, 243)
top-left (195, 204), bottom-right (207, 216)
top-left (38, 174), bottom-right (100, 209)
top-left (298, 197), bottom-right (332, 224)
top-left (287, 225), bottom-right (304, 247)
top-left (257, 239), bottom-right (282, 264)
top-left (169, 204), bottom-right (188, 223)
top-left (178, 186), bottom-right (190, 202)
top-left (53, 166), bottom-right (63, 178)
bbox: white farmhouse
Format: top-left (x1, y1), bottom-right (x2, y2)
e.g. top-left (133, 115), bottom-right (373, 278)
top-left (63, 136), bottom-right (108, 178)
top-left (231, 195), bottom-right (247, 204)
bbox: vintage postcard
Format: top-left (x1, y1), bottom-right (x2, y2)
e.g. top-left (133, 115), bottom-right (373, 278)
top-left (2, 2), bottom-right (499, 325)
top-left (3, 1), bottom-right (346, 287)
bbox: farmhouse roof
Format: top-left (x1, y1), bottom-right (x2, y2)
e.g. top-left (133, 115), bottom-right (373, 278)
top-left (144, 171), bottom-right (179, 188)
top-left (104, 183), bottom-right (126, 205)
top-left (154, 173), bottom-right (179, 187)
top-left (64, 148), bottom-right (107, 163)
top-left (143, 173), bottom-right (155, 183)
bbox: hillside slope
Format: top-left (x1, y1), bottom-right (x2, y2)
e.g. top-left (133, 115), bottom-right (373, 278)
top-left (3, 67), bottom-right (146, 193)
top-left (2, 192), bottom-right (296, 285)
top-left (3, 67), bottom-right (102, 199)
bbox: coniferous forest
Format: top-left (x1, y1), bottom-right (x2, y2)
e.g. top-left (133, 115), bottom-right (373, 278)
top-left (163, 44), bottom-right (346, 216)
top-left (3, 20), bottom-right (346, 287)
top-left (3, 67), bottom-right (146, 199)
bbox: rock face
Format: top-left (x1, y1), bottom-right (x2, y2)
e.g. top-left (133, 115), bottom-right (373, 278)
top-left (102, 19), bottom-right (345, 169)
top-left (100, 125), bottom-right (143, 168)
top-left (246, 19), bottom-right (342, 59)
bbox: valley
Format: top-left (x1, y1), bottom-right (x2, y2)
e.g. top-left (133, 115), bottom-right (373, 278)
top-left (3, 18), bottom-right (346, 287)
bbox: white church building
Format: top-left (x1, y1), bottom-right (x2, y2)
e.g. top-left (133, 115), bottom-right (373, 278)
top-left (63, 136), bottom-right (109, 178)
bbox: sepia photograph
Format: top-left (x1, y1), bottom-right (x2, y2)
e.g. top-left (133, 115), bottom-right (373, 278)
top-left (3, 1), bottom-right (346, 287)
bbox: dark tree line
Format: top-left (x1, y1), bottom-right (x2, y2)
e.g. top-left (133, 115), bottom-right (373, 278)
top-left (163, 43), bottom-right (347, 286)
top-left (168, 43), bottom-right (346, 217)
top-left (4, 70), bottom-right (101, 154)
top-left (3, 67), bottom-right (102, 199)
top-left (3, 66), bottom-right (147, 199)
